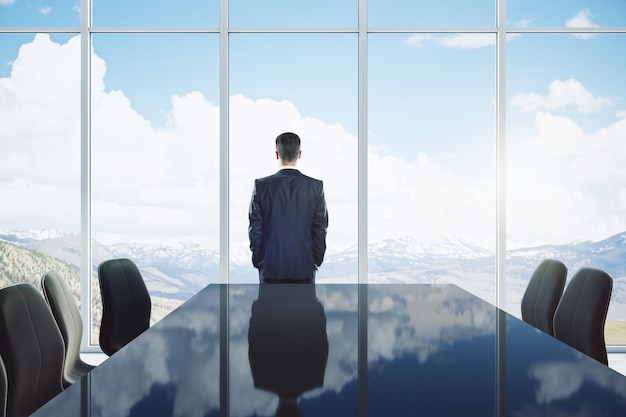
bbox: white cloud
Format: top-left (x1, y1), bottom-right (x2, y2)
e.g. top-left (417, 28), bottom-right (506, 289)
top-left (566, 8), bottom-right (600, 40)
top-left (405, 33), bottom-right (495, 50)
top-left (2, 34), bottom-right (626, 251)
top-left (438, 33), bottom-right (495, 49)
top-left (0, 0), bottom-right (15, 6)
top-left (511, 79), bottom-right (611, 113)
top-left (508, 87), bottom-right (626, 246)
top-left (404, 34), bottom-right (433, 48)
top-left (39, 6), bottom-right (53, 15)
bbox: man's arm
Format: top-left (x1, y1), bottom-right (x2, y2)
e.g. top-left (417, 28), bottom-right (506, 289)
top-left (311, 182), bottom-right (328, 268)
top-left (248, 180), bottom-right (265, 269)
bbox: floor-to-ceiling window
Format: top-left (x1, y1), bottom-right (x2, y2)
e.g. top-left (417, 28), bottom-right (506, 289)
top-left (0, 31), bottom-right (81, 304)
top-left (1, 0), bottom-right (625, 349)
top-left (506, 2), bottom-right (626, 346)
top-left (228, 32), bottom-right (359, 283)
top-left (368, 31), bottom-right (496, 303)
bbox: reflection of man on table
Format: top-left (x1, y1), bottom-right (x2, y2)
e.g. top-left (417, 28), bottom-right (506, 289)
top-left (248, 284), bottom-right (329, 417)
top-left (248, 132), bottom-right (329, 283)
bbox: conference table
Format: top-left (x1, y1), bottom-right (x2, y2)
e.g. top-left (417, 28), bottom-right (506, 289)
top-left (31, 283), bottom-right (626, 416)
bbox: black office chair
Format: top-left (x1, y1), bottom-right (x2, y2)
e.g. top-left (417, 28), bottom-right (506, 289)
top-left (553, 267), bottom-right (613, 365)
top-left (98, 258), bottom-right (152, 356)
top-left (41, 270), bottom-right (95, 387)
top-left (521, 259), bottom-right (567, 336)
top-left (0, 355), bottom-right (7, 417)
top-left (0, 283), bottom-right (65, 417)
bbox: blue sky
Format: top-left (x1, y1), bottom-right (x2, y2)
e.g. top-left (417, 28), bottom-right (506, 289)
top-left (1, 1), bottom-right (626, 251)
top-left (2, 0), bottom-right (625, 28)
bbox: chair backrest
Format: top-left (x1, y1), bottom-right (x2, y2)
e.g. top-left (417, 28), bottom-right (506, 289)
top-left (553, 267), bottom-right (613, 365)
top-left (521, 259), bottom-right (568, 336)
top-left (41, 270), bottom-right (95, 387)
top-left (98, 258), bottom-right (152, 356)
top-left (0, 355), bottom-right (7, 417)
top-left (0, 284), bottom-right (65, 417)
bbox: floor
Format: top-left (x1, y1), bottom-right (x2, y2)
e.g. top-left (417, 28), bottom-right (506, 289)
top-left (82, 353), bottom-right (626, 376)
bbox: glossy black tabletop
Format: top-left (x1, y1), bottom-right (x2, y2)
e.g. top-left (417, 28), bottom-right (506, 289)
top-left (31, 284), bottom-right (626, 417)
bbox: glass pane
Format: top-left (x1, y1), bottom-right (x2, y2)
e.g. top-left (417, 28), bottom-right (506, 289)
top-left (230, 0), bottom-right (356, 28)
top-left (0, 0), bottom-right (79, 27)
top-left (91, 33), bottom-right (220, 344)
top-left (368, 33), bottom-right (496, 303)
top-left (506, 34), bottom-right (626, 344)
top-left (508, 0), bottom-right (626, 28)
top-left (92, 0), bottom-right (219, 27)
top-left (369, 0), bottom-right (495, 28)
top-left (230, 33), bottom-right (358, 283)
top-left (0, 34), bottom-right (80, 298)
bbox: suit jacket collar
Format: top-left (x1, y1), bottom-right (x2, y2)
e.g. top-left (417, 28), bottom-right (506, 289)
top-left (277, 168), bottom-right (301, 175)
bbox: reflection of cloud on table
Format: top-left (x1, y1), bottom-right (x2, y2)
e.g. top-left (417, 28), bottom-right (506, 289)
top-left (316, 285), bottom-right (360, 395)
top-left (91, 291), bottom-right (221, 417)
top-left (368, 284), bottom-right (496, 364)
top-left (529, 359), bottom-right (626, 405)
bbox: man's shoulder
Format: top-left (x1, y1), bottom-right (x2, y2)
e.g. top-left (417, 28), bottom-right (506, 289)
top-left (256, 170), bottom-right (323, 186)
top-left (301, 173), bottom-right (323, 186)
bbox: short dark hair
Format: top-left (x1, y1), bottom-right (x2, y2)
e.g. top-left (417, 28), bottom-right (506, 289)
top-left (275, 132), bottom-right (301, 162)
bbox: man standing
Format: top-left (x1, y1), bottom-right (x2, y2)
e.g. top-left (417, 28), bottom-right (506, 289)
top-left (248, 132), bottom-right (329, 283)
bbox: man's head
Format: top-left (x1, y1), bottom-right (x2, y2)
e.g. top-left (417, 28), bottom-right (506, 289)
top-left (275, 132), bottom-right (302, 165)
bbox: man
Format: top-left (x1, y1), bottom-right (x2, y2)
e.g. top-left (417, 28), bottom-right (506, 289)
top-left (248, 132), bottom-right (329, 283)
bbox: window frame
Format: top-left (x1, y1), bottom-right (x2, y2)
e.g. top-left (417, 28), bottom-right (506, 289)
top-left (1, 0), bottom-right (624, 352)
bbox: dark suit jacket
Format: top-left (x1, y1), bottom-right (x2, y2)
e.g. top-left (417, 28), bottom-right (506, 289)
top-left (248, 168), bottom-right (328, 280)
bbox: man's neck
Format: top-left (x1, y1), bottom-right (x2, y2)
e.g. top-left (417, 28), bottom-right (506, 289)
top-left (280, 159), bottom-right (298, 168)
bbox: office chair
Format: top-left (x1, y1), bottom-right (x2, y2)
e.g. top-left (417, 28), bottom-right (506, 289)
top-left (98, 258), bottom-right (152, 356)
top-left (0, 355), bottom-right (6, 417)
top-left (41, 270), bottom-right (95, 387)
top-left (521, 259), bottom-right (567, 336)
top-left (0, 284), bottom-right (65, 417)
top-left (553, 267), bottom-right (613, 365)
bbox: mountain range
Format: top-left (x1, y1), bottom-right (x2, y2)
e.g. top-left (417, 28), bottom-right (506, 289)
top-left (1, 228), bottom-right (625, 320)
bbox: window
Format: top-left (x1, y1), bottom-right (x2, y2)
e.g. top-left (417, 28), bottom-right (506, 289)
top-left (1, 1), bottom-right (625, 350)
top-left (229, 33), bottom-right (358, 283)
top-left (506, 33), bottom-right (626, 345)
top-left (369, 33), bottom-right (496, 302)
top-left (0, 33), bottom-right (81, 310)
top-left (90, 33), bottom-right (220, 342)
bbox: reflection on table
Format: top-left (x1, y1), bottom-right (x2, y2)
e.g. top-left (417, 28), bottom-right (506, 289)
top-left (248, 284), bottom-right (328, 417)
top-left (31, 283), bottom-right (626, 417)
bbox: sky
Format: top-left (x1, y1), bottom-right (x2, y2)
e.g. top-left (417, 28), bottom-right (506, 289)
top-left (1, 1), bottom-right (626, 253)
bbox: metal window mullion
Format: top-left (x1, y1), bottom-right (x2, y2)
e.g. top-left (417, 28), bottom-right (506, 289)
top-left (219, 0), bottom-right (229, 287)
top-left (219, 1), bottom-right (230, 416)
top-left (358, 0), bottom-right (368, 286)
top-left (80, 0), bottom-right (96, 352)
top-left (496, 0), bottom-right (507, 311)
top-left (357, 4), bottom-right (368, 417)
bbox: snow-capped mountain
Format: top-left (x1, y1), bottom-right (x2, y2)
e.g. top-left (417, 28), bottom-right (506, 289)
top-left (0, 227), bottom-right (67, 243)
top-left (1, 228), bottom-right (625, 318)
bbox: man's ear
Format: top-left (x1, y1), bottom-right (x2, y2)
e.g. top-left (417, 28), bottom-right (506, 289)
top-left (298, 150), bottom-right (302, 159)
top-left (275, 151), bottom-right (280, 160)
